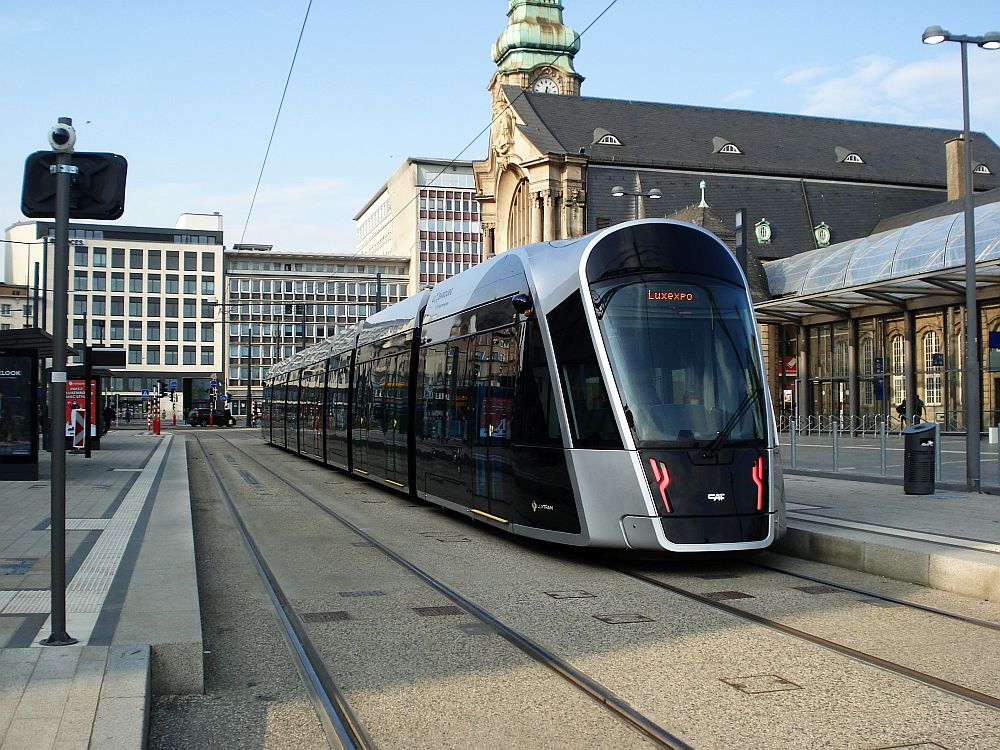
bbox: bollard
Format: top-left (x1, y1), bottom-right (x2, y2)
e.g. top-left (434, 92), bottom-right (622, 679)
top-left (832, 418), bottom-right (839, 472)
top-left (153, 414), bottom-right (161, 436)
top-left (790, 418), bottom-right (797, 468)
top-left (879, 417), bottom-right (887, 476)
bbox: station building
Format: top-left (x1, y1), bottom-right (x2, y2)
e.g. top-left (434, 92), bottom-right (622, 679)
top-left (471, 0), bottom-right (1000, 433)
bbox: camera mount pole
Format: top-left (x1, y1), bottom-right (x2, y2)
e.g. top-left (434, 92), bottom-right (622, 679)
top-left (41, 117), bottom-right (78, 646)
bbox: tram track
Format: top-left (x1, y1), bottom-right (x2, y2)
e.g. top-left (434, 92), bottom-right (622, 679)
top-left (202, 432), bottom-right (694, 750)
top-left (613, 567), bottom-right (1000, 711)
top-left (739, 558), bottom-right (1000, 632)
top-left (194, 436), bottom-right (373, 750)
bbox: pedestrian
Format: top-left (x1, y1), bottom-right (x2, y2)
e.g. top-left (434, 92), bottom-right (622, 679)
top-left (103, 405), bottom-right (114, 435)
top-left (896, 399), bottom-right (907, 430)
top-left (914, 393), bottom-right (925, 424)
top-left (125, 406), bottom-right (132, 424)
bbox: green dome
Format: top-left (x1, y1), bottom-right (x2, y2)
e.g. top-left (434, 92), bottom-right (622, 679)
top-left (491, 0), bottom-right (581, 74)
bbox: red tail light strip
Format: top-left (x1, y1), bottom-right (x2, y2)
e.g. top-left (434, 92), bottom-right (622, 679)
top-left (751, 456), bottom-right (764, 511)
top-left (648, 458), bottom-right (672, 513)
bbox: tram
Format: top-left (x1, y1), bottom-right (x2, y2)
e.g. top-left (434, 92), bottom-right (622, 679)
top-left (263, 219), bottom-right (786, 552)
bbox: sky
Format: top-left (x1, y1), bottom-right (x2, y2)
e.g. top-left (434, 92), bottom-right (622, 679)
top-left (3, 1), bottom-right (1000, 255)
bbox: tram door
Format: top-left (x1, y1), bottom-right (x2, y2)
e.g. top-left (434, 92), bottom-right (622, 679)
top-left (352, 362), bottom-right (371, 475)
top-left (468, 327), bottom-right (519, 520)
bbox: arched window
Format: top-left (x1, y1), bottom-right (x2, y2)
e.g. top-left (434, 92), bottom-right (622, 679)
top-left (598, 134), bottom-right (621, 145)
top-left (891, 334), bottom-right (905, 405)
top-left (508, 179), bottom-right (531, 249)
top-left (843, 153), bottom-right (864, 164)
top-left (974, 163), bottom-right (991, 175)
top-left (923, 331), bottom-right (942, 407)
top-left (860, 335), bottom-right (874, 407)
top-left (719, 143), bottom-right (742, 154)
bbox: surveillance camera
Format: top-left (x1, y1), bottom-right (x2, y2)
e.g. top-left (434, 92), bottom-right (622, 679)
top-left (48, 122), bottom-right (76, 153)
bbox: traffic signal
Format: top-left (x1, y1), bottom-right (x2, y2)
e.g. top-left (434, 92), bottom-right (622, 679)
top-left (21, 151), bottom-right (127, 220)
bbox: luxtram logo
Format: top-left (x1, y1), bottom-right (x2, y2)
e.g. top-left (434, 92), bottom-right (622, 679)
top-left (531, 499), bottom-right (554, 512)
top-left (0, 371), bottom-right (22, 377)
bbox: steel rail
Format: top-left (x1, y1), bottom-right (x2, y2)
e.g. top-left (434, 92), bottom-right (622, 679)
top-left (741, 559), bottom-right (1000, 632)
top-left (194, 437), bottom-right (374, 750)
top-left (215, 433), bottom-right (694, 750)
top-left (617, 568), bottom-right (1000, 711)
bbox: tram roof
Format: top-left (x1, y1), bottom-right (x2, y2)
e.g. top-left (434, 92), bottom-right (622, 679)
top-left (755, 197), bottom-right (1000, 325)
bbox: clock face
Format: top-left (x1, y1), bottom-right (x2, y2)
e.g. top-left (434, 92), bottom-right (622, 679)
top-left (532, 76), bottom-right (560, 95)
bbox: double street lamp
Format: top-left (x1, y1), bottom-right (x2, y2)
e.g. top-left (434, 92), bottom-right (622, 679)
top-left (611, 185), bottom-right (661, 219)
top-left (922, 26), bottom-right (999, 492)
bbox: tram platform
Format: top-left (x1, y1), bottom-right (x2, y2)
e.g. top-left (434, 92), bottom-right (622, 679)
top-left (777, 432), bottom-right (1000, 603)
top-left (0, 430), bottom-right (200, 750)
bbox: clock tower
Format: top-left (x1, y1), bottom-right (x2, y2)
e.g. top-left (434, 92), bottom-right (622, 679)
top-left (488, 0), bottom-right (583, 106)
top-left (475, 1), bottom-right (588, 256)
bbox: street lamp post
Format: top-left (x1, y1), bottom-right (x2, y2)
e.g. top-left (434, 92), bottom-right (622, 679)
top-left (923, 26), bottom-right (1000, 492)
top-left (611, 185), bottom-right (662, 219)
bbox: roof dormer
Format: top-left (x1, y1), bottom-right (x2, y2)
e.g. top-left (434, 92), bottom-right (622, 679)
top-left (712, 137), bottom-right (742, 154)
top-left (835, 146), bottom-right (865, 164)
top-left (593, 128), bottom-right (621, 146)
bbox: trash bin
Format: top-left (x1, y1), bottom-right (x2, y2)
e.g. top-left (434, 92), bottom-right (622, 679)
top-left (902, 422), bottom-right (936, 494)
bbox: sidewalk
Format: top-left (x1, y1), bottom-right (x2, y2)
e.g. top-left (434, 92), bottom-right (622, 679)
top-left (776, 433), bottom-right (1000, 603)
top-left (0, 430), bottom-right (201, 750)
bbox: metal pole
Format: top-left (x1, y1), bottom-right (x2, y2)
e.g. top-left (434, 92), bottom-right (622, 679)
top-left (960, 40), bottom-right (981, 492)
top-left (41, 123), bottom-right (77, 646)
top-left (832, 417), bottom-right (839, 472)
top-left (245, 316), bottom-right (253, 428)
top-left (32, 262), bottom-right (40, 329)
top-left (375, 272), bottom-right (382, 313)
top-left (879, 416), bottom-right (887, 476)
top-left (789, 418), bottom-right (797, 468)
top-left (934, 421), bottom-right (941, 480)
top-left (42, 236), bottom-right (49, 331)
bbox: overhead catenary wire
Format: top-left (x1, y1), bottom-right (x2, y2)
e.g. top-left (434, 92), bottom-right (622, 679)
top-left (239, 0), bottom-right (619, 256)
top-left (239, 0), bottom-right (314, 248)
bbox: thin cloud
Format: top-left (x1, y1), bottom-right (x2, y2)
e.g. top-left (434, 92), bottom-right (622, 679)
top-left (782, 54), bottom-right (1000, 135)
top-left (778, 64), bottom-right (837, 86)
top-left (721, 87), bottom-right (754, 103)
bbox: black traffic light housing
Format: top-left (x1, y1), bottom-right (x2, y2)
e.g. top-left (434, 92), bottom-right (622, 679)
top-left (21, 151), bottom-right (127, 220)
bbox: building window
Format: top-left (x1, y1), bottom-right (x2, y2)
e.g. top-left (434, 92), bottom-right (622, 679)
top-left (111, 273), bottom-right (125, 292)
top-left (843, 153), bottom-right (864, 163)
top-left (183, 346), bottom-right (196, 365)
top-left (129, 274), bottom-right (142, 292)
top-left (74, 247), bottom-right (88, 266)
top-left (201, 347), bottom-right (214, 365)
top-left (201, 277), bottom-right (215, 296)
top-left (165, 323), bottom-right (178, 341)
top-left (974, 163), bottom-right (992, 175)
top-left (597, 134), bottom-right (621, 145)
top-left (148, 249), bottom-right (160, 270)
top-left (719, 143), bottom-right (742, 154)
top-left (165, 275), bottom-right (179, 294)
top-left (184, 252), bottom-right (197, 271)
top-left (183, 276), bottom-right (196, 294)
top-left (147, 322), bottom-right (160, 341)
top-left (183, 299), bottom-right (197, 318)
top-left (110, 297), bottom-right (124, 316)
top-left (165, 346), bottom-right (178, 365)
top-left (148, 274), bottom-right (161, 293)
top-left (92, 297), bottom-right (105, 315)
top-left (165, 299), bottom-right (179, 318)
top-left (110, 320), bottom-right (124, 341)
top-left (923, 331), bottom-right (942, 407)
top-left (129, 249), bottom-right (143, 269)
top-left (73, 271), bottom-right (88, 291)
top-left (128, 346), bottom-right (142, 364)
top-left (129, 298), bottom-right (142, 317)
top-left (202, 300), bottom-right (215, 318)
top-left (202, 252), bottom-right (215, 272)
top-left (891, 334), bottom-right (905, 406)
top-left (166, 251), bottom-right (179, 270)
top-left (92, 320), bottom-right (105, 341)
top-left (146, 346), bottom-right (160, 365)
top-left (183, 323), bottom-right (196, 342)
top-left (92, 247), bottom-right (106, 267)
top-left (72, 297), bottom-right (86, 315)
top-left (128, 321), bottom-right (142, 340)
top-left (201, 323), bottom-right (214, 342)
top-left (112, 248), bottom-right (125, 268)
top-left (147, 298), bottom-right (160, 317)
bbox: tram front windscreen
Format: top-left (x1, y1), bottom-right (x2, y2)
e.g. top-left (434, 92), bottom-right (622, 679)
top-left (591, 275), bottom-right (766, 449)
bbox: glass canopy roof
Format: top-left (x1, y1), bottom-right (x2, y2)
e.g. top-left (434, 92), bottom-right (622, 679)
top-left (757, 201), bottom-right (1000, 323)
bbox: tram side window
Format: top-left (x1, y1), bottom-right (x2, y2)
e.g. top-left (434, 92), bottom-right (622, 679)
top-left (547, 293), bottom-right (623, 449)
top-left (419, 339), bottom-right (473, 443)
top-left (513, 320), bottom-right (562, 446)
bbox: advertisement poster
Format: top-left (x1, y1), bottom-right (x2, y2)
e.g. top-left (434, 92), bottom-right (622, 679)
top-left (65, 379), bottom-right (98, 437)
top-left (0, 357), bottom-right (34, 457)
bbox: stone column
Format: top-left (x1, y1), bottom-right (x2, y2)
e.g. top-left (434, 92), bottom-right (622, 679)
top-left (531, 193), bottom-right (543, 244)
top-left (560, 192), bottom-right (571, 239)
top-left (848, 318), bottom-right (859, 436)
top-left (482, 223), bottom-right (494, 258)
top-left (543, 191), bottom-right (556, 242)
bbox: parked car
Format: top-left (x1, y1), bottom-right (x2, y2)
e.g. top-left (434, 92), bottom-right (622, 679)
top-left (186, 407), bottom-right (236, 427)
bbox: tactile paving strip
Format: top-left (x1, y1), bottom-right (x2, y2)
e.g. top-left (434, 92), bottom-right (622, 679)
top-left (1, 437), bottom-right (171, 615)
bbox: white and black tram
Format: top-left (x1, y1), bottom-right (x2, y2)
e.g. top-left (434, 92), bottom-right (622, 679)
top-left (263, 219), bottom-right (786, 552)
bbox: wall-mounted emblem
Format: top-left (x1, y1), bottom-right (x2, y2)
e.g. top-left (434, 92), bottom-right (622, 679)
top-left (814, 222), bottom-right (831, 248)
top-left (754, 218), bottom-right (772, 245)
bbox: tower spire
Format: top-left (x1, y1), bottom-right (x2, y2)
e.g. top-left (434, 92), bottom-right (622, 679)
top-left (490, 0), bottom-right (583, 97)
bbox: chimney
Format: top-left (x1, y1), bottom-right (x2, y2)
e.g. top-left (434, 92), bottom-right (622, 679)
top-left (945, 136), bottom-right (968, 202)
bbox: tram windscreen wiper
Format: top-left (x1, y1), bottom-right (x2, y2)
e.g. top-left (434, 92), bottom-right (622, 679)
top-left (701, 387), bottom-right (762, 458)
